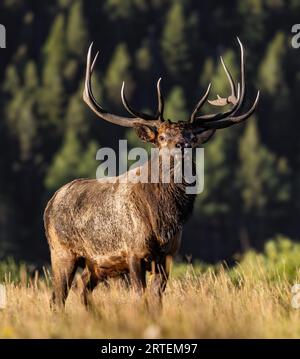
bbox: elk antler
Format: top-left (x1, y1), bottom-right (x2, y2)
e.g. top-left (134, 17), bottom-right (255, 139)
top-left (121, 77), bottom-right (164, 122)
top-left (190, 38), bottom-right (260, 129)
top-left (83, 43), bottom-right (164, 128)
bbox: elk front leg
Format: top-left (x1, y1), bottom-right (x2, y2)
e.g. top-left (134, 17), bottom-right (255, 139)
top-left (128, 256), bottom-right (146, 296)
top-left (50, 249), bottom-right (77, 309)
top-left (148, 256), bottom-right (172, 308)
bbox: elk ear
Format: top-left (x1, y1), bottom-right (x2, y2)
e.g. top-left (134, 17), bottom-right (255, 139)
top-left (195, 129), bottom-right (216, 145)
top-left (135, 125), bottom-right (157, 143)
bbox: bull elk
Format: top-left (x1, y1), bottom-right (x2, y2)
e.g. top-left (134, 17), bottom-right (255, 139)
top-left (44, 38), bottom-right (259, 308)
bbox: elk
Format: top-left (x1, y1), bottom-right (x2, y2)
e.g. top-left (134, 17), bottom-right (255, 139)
top-left (44, 38), bottom-right (259, 308)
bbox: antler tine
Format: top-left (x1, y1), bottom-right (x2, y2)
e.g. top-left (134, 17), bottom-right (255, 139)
top-left (221, 55), bottom-right (237, 103)
top-left (233, 36), bottom-right (246, 113)
top-left (84, 43), bottom-right (104, 111)
top-left (196, 82), bottom-right (241, 122)
top-left (121, 80), bottom-right (164, 125)
top-left (156, 78), bottom-right (164, 121)
top-left (190, 83), bottom-right (211, 123)
top-left (200, 90), bottom-right (260, 129)
top-left (87, 48), bottom-right (102, 108)
top-left (193, 37), bottom-right (258, 128)
top-left (121, 82), bottom-right (156, 121)
top-left (91, 48), bottom-right (99, 73)
top-left (195, 44), bottom-right (241, 121)
top-left (83, 43), bottom-right (160, 128)
top-left (207, 56), bottom-right (237, 106)
top-left (199, 37), bottom-right (260, 129)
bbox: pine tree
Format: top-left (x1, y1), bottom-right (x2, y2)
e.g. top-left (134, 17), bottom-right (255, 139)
top-left (237, 0), bottom-right (265, 47)
top-left (196, 127), bottom-right (238, 217)
top-left (238, 119), bottom-right (268, 212)
top-left (199, 58), bottom-right (214, 91)
top-left (105, 43), bottom-right (133, 105)
top-left (238, 120), bottom-right (290, 213)
top-left (65, 82), bottom-right (90, 137)
top-left (77, 141), bottom-right (100, 178)
top-left (45, 130), bottom-right (99, 191)
top-left (5, 61), bottom-right (40, 161)
top-left (3, 65), bottom-right (20, 94)
top-left (43, 14), bottom-right (67, 80)
top-left (66, 0), bottom-right (88, 58)
top-left (104, 0), bottom-right (147, 21)
top-left (258, 32), bottom-right (286, 96)
top-left (237, 119), bottom-right (290, 246)
top-left (135, 42), bottom-right (152, 73)
top-left (258, 31), bottom-right (292, 156)
top-left (58, 0), bottom-right (73, 9)
top-left (41, 14), bottom-right (67, 128)
top-left (64, 0), bottom-right (89, 84)
top-left (164, 86), bottom-right (188, 121)
top-left (161, 2), bottom-right (191, 79)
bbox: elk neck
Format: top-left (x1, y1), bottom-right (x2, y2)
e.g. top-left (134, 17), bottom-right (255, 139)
top-left (134, 153), bottom-right (197, 245)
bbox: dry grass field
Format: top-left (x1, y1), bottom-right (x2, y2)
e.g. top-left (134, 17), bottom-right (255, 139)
top-left (1, 237), bottom-right (300, 339)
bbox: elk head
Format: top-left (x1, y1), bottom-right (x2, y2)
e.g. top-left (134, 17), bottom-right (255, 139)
top-left (83, 39), bottom-right (260, 153)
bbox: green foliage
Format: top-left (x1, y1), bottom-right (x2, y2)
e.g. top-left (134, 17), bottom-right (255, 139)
top-left (4, 234), bottom-right (300, 285)
top-left (135, 42), bottom-right (152, 73)
top-left (66, 0), bottom-right (88, 58)
top-left (0, 258), bottom-right (28, 283)
top-left (5, 61), bottom-right (40, 161)
top-left (65, 83), bottom-right (90, 136)
top-left (45, 130), bottom-right (99, 191)
top-left (41, 14), bottom-right (67, 127)
top-left (3, 65), bottom-right (20, 93)
top-left (105, 44), bottom-right (133, 105)
top-left (43, 14), bottom-right (67, 79)
top-left (171, 260), bottom-right (216, 279)
top-left (161, 2), bottom-right (191, 78)
top-left (199, 58), bottom-right (214, 90)
top-left (258, 32), bottom-right (286, 95)
top-left (104, 0), bottom-right (147, 20)
top-left (196, 125), bottom-right (238, 216)
top-left (237, 0), bottom-right (265, 44)
top-left (237, 119), bottom-right (290, 213)
top-left (230, 235), bottom-right (300, 284)
top-left (164, 86), bottom-right (188, 121)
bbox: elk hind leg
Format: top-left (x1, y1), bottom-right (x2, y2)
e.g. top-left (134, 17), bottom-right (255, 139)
top-left (79, 267), bottom-right (99, 308)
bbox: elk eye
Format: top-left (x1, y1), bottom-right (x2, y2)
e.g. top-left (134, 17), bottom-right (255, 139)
top-left (159, 135), bottom-right (165, 141)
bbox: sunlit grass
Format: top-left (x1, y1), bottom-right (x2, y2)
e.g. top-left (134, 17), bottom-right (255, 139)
top-left (1, 236), bottom-right (300, 338)
top-left (0, 263), bottom-right (299, 338)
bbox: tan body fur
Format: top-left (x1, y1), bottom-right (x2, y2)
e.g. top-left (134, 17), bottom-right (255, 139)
top-left (44, 159), bottom-right (194, 307)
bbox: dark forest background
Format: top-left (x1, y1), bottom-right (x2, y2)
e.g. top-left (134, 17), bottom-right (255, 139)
top-left (0, 0), bottom-right (299, 265)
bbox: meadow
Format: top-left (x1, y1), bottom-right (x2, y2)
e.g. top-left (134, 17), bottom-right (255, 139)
top-left (1, 235), bottom-right (300, 339)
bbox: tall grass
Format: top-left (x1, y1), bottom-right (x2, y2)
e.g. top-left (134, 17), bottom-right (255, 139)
top-left (0, 236), bottom-right (300, 338)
